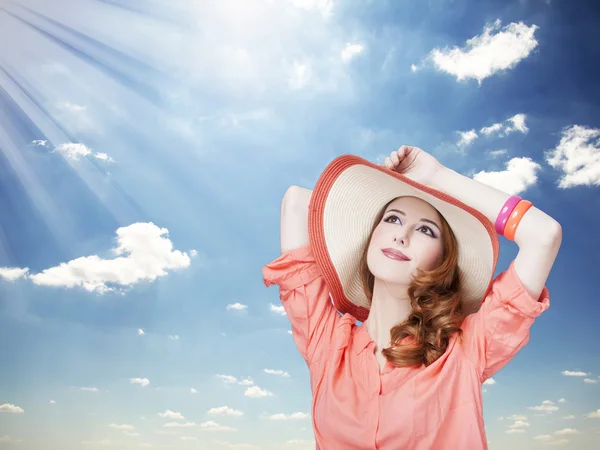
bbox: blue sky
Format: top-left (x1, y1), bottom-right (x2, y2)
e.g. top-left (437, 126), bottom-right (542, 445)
top-left (0, 0), bottom-right (599, 449)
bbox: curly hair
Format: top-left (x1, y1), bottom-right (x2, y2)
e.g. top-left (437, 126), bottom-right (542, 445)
top-left (359, 196), bottom-right (464, 368)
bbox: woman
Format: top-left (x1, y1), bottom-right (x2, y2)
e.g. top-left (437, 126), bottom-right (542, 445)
top-left (262, 146), bottom-right (561, 450)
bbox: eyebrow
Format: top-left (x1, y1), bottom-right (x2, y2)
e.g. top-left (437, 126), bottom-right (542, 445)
top-left (385, 208), bottom-right (441, 232)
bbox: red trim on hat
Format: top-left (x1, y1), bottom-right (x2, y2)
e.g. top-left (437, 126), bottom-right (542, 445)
top-left (308, 155), bottom-right (499, 323)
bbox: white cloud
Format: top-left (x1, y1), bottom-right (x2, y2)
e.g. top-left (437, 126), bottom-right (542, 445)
top-left (80, 387), bottom-right (99, 392)
top-left (587, 409), bottom-right (600, 418)
top-left (129, 378), bottom-right (150, 387)
top-left (265, 412), bottom-right (309, 420)
top-left (481, 113), bottom-right (529, 137)
top-left (28, 223), bottom-right (191, 293)
top-left (55, 143), bottom-right (92, 160)
top-left (534, 435), bottom-right (553, 441)
top-left (483, 378), bottom-right (496, 385)
top-left (429, 19), bottom-right (538, 83)
top-left (560, 415), bottom-right (575, 420)
top-left (190, 388), bottom-right (198, 394)
top-left (217, 374), bottom-right (238, 384)
top-left (288, 61), bottom-right (312, 90)
top-left (584, 378), bottom-right (597, 384)
top-left (208, 406), bottom-right (244, 417)
top-left (264, 369), bottom-right (290, 378)
top-left (561, 370), bottom-right (588, 377)
top-left (108, 423), bottom-right (134, 431)
top-left (528, 400), bottom-right (559, 412)
top-left (31, 139), bottom-right (48, 147)
top-left (341, 43), bottom-right (364, 62)
top-left (508, 415), bottom-right (528, 421)
top-left (473, 157), bottom-right (541, 195)
top-left (158, 410), bottom-right (185, 420)
top-left (290, 0), bottom-right (333, 17)
top-left (244, 386), bottom-right (274, 398)
top-left (509, 420), bottom-right (530, 429)
top-left (0, 267), bottom-right (29, 282)
top-left (558, 398), bottom-right (566, 403)
top-left (239, 378), bottom-right (254, 386)
top-left (554, 428), bottom-right (578, 435)
top-left (49, 400), bottom-right (56, 404)
top-left (226, 303), bottom-right (248, 311)
top-left (0, 404), bottom-right (24, 414)
top-left (270, 303), bottom-right (286, 316)
top-left (546, 125), bottom-right (600, 188)
top-left (137, 328), bottom-right (145, 336)
top-left (506, 429), bottom-right (525, 434)
top-left (199, 421), bottom-right (236, 432)
top-left (95, 152), bottom-right (115, 163)
top-left (168, 334), bottom-right (180, 340)
top-left (489, 149), bottom-right (508, 158)
top-left (164, 421), bottom-right (196, 428)
top-left (457, 129), bottom-right (478, 149)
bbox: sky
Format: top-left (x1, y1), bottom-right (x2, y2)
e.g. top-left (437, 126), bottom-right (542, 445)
top-left (0, 0), bottom-right (599, 449)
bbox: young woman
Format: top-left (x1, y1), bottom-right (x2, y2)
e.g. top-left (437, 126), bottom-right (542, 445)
top-left (263, 145), bottom-right (561, 449)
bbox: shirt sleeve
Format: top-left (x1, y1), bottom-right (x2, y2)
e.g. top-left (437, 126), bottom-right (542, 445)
top-left (460, 260), bottom-right (550, 382)
top-left (262, 244), bottom-right (340, 367)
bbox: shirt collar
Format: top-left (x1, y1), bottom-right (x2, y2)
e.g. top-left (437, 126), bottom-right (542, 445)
top-left (354, 323), bottom-right (374, 355)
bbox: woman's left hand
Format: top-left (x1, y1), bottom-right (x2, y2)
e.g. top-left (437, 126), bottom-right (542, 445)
top-left (383, 145), bottom-right (443, 186)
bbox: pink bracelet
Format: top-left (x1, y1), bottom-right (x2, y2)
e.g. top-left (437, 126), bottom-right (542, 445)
top-left (495, 195), bottom-right (522, 235)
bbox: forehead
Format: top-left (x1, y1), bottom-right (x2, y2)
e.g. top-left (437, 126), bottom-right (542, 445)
top-left (385, 196), bottom-right (439, 219)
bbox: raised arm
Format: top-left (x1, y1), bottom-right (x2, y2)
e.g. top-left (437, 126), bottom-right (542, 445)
top-left (280, 185), bottom-right (313, 254)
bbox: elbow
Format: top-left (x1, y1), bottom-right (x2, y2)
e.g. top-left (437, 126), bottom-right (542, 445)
top-left (539, 219), bottom-right (562, 250)
top-left (282, 185), bottom-right (311, 214)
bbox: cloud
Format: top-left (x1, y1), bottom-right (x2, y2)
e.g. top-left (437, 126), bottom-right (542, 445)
top-left (158, 410), bottom-right (185, 420)
top-left (0, 404), bottom-right (24, 414)
top-left (586, 409), bottom-right (600, 418)
top-left (509, 420), bottom-right (530, 429)
top-left (508, 415), bottom-right (528, 421)
top-left (584, 378), bottom-right (597, 384)
top-left (473, 157), bottom-right (541, 195)
top-left (546, 125), bottom-right (600, 188)
top-left (481, 114), bottom-right (529, 137)
top-left (129, 378), bottom-right (150, 387)
top-left (489, 149), bottom-right (508, 158)
top-left (554, 428), bottom-right (578, 435)
top-left (264, 369), bottom-right (290, 378)
top-left (561, 370), bottom-right (589, 377)
top-left (558, 398), bottom-right (566, 403)
top-left (52, 142), bottom-right (115, 163)
top-left (265, 412), bottom-right (309, 420)
top-left (190, 388), bottom-right (198, 394)
top-left (208, 406), bottom-right (244, 417)
top-left (168, 334), bottom-right (180, 340)
top-left (80, 387), bottom-right (99, 392)
top-left (108, 423), bottom-right (134, 431)
top-left (341, 43), bottom-right (364, 62)
top-left (137, 328), bottom-right (145, 336)
top-left (199, 421), bottom-right (237, 432)
top-left (270, 303), bottom-right (286, 316)
top-left (457, 130), bottom-right (478, 149)
top-left (505, 429), bottom-right (525, 434)
top-left (226, 303), bottom-right (248, 311)
top-left (31, 139), bottom-right (48, 147)
top-left (528, 400), bottom-right (559, 412)
top-left (483, 378), bottom-right (496, 385)
top-left (0, 267), bottom-right (29, 282)
top-left (429, 19), bottom-right (538, 83)
top-left (244, 386), bottom-right (274, 398)
top-left (560, 415), bottom-right (575, 420)
top-left (164, 421), bottom-right (196, 428)
top-left (27, 222), bottom-right (191, 293)
top-left (49, 400), bottom-right (56, 404)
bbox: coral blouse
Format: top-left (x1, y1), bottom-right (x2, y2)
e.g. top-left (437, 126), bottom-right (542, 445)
top-left (262, 244), bottom-right (550, 450)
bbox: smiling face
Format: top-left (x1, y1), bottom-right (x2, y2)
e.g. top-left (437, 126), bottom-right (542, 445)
top-left (366, 196), bottom-right (445, 286)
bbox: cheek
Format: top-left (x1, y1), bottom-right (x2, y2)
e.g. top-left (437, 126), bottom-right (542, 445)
top-left (416, 241), bottom-right (444, 270)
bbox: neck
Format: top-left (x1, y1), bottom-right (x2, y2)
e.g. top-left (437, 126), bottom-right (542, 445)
top-left (364, 278), bottom-right (412, 351)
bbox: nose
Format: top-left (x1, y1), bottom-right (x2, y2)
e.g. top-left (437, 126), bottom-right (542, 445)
top-left (393, 229), bottom-right (410, 246)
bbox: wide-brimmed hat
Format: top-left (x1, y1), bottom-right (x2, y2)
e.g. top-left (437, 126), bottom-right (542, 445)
top-left (308, 155), bottom-right (500, 322)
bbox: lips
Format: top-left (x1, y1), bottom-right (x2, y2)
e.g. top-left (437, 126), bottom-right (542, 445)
top-left (381, 248), bottom-right (411, 261)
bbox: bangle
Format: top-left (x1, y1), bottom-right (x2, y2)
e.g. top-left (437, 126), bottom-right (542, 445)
top-left (503, 200), bottom-right (533, 241)
top-left (495, 195), bottom-right (522, 235)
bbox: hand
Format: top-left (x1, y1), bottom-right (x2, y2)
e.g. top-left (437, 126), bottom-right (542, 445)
top-left (383, 145), bottom-right (442, 186)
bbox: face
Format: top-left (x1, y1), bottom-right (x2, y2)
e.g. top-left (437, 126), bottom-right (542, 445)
top-left (366, 196), bottom-right (445, 286)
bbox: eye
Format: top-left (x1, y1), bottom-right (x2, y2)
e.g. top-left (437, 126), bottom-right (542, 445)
top-left (384, 214), bottom-right (401, 224)
top-left (418, 225), bottom-right (436, 238)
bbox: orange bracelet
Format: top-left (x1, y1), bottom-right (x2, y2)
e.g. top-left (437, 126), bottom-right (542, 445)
top-left (503, 200), bottom-right (532, 241)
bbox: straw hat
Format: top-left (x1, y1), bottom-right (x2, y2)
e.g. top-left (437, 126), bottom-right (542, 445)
top-left (308, 155), bottom-right (500, 323)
